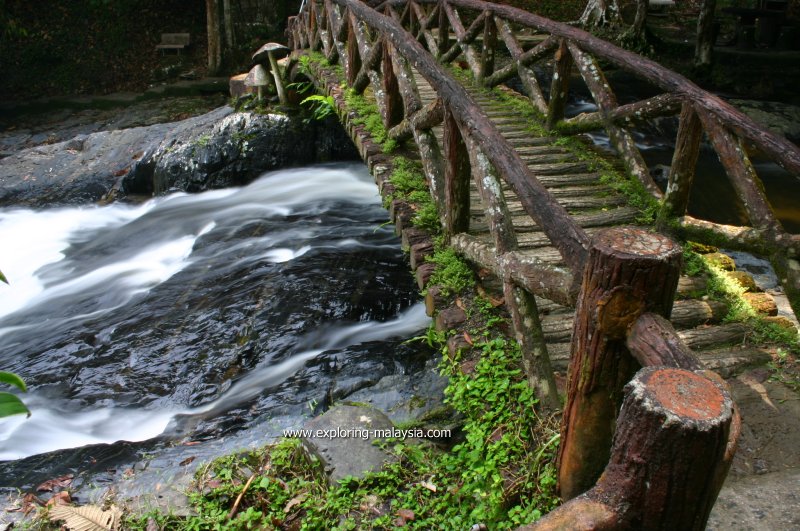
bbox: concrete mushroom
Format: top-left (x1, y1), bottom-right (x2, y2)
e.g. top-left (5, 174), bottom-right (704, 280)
top-left (252, 42), bottom-right (290, 105)
top-left (244, 64), bottom-right (270, 102)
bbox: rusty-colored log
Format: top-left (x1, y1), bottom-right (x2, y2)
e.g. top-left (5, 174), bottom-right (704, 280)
top-left (443, 105), bottom-right (471, 238)
top-left (479, 12), bottom-right (496, 81)
top-left (560, 93), bottom-right (682, 133)
top-left (382, 39), bottom-right (405, 129)
top-left (558, 227), bottom-right (682, 501)
top-left (352, 38), bottom-right (383, 94)
top-left (546, 39), bottom-right (572, 132)
top-left (534, 367), bottom-right (733, 530)
top-left (567, 42), bottom-right (660, 197)
top-left (463, 134), bottom-right (559, 409)
top-left (626, 312), bottom-right (700, 370)
top-left (309, 0), bottom-right (322, 51)
top-left (388, 98), bottom-right (444, 141)
top-left (345, 17), bottom-right (361, 86)
top-left (437, 0), bottom-right (449, 56)
top-left (657, 102), bottom-right (702, 226)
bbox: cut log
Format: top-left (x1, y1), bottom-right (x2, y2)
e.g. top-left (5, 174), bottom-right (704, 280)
top-left (558, 227), bottom-right (682, 501)
top-left (532, 367), bottom-right (734, 530)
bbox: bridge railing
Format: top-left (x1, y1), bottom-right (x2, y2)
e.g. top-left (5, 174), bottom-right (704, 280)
top-left (378, 0), bottom-right (800, 259)
top-left (289, 1), bottom-right (741, 527)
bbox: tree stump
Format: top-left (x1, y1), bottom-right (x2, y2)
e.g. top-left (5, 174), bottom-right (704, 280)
top-left (557, 227), bottom-right (682, 500)
top-left (532, 367), bottom-right (733, 530)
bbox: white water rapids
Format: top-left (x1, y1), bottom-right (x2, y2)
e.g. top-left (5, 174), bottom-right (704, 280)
top-left (0, 163), bottom-right (429, 462)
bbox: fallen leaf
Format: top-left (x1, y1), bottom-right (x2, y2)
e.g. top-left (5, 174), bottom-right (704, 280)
top-left (455, 298), bottom-right (467, 311)
top-left (419, 480), bottom-right (437, 492)
top-left (46, 491), bottom-right (72, 507)
top-left (179, 456), bottom-right (196, 466)
top-left (183, 441), bottom-right (201, 446)
top-left (284, 493), bottom-right (307, 513)
top-left (206, 479), bottom-right (222, 489)
top-left (463, 332), bottom-right (473, 345)
top-left (396, 508), bottom-right (415, 522)
top-left (36, 473), bottom-right (74, 492)
top-left (113, 167), bottom-right (130, 177)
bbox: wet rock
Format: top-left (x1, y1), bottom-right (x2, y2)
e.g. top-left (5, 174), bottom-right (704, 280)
top-left (300, 405), bottom-right (399, 485)
top-left (344, 357), bottom-right (450, 426)
top-left (0, 108), bottom-right (358, 207)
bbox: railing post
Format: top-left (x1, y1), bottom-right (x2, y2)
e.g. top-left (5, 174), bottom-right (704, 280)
top-left (463, 134), bottom-right (560, 410)
top-left (443, 105), bottom-right (471, 239)
top-left (533, 367), bottom-right (733, 530)
top-left (437, 0), bottom-right (449, 57)
top-left (557, 226), bottom-right (682, 501)
top-left (657, 102), bottom-right (702, 228)
top-left (546, 39), bottom-right (572, 131)
top-left (346, 17), bottom-right (361, 87)
top-left (479, 11), bottom-right (496, 82)
top-left (382, 40), bottom-right (405, 130)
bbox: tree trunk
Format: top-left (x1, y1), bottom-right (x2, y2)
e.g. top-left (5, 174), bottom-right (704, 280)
top-left (578, 0), bottom-right (623, 27)
top-left (206, 0), bottom-right (222, 76)
top-left (695, 0), bottom-right (717, 69)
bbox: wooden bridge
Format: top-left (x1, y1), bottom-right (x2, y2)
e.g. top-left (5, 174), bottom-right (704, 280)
top-left (287, 0), bottom-right (800, 527)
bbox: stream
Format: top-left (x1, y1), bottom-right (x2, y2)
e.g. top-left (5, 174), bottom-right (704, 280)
top-left (0, 163), bottom-right (432, 493)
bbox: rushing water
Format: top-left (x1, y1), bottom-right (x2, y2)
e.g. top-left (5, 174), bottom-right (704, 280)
top-left (0, 163), bottom-right (431, 488)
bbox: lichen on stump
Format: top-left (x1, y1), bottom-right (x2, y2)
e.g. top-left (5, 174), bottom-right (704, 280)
top-left (558, 226), bottom-right (683, 501)
top-left (531, 367), bottom-right (733, 531)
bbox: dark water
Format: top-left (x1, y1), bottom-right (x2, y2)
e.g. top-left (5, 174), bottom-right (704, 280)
top-left (0, 163), bottom-right (430, 490)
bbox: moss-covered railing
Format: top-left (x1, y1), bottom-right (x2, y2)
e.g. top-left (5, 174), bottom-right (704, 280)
top-left (289, 0), bottom-right (751, 527)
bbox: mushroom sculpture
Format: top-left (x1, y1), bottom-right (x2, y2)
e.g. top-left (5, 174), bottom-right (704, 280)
top-left (252, 43), bottom-right (290, 105)
top-left (244, 64), bottom-right (270, 102)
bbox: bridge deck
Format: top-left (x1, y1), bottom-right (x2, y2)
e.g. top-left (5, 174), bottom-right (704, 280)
top-left (407, 71), bottom-right (772, 374)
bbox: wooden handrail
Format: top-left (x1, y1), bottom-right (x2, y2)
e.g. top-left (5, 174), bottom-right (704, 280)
top-left (388, 0), bottom-right (800, 178)
top-left (329, 0), bottom-right (592, 274)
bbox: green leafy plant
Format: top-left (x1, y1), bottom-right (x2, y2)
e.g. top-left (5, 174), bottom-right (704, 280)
top-left (300, 94), bottom-right (336, 122)
top-left (0, 272), bottom-right (29, 418)
top-left (0, 371), bottom-right (29, 418)
top-left (426, 248), bottom-right (475, 296)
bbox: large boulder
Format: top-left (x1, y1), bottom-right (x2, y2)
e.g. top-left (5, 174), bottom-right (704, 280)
top-left (0, 107), bottom-right (358, 207)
